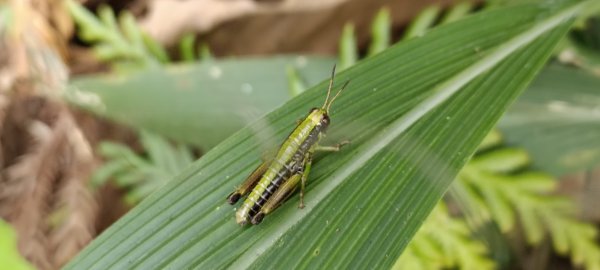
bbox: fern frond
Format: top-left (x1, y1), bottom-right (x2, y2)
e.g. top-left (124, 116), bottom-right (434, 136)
top-left (394, 203), bottom-right (495, 270)
top-left (457, 130), bottom-right (600, 270)
top-left (66, 0), bottom-right (162, 69)
top-left (92, 130), bottom-right (195, 205)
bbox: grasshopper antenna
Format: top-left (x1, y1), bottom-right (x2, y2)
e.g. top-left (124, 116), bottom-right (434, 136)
top-left (322, 64), bottom-right (337, 109)
top-left (327, 80), bottom-right (349, 114)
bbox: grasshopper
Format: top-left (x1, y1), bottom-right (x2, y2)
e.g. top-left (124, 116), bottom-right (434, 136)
top-left (227, 66), bottom-right (349, 225)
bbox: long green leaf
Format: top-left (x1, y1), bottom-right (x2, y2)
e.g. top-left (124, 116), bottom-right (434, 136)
top-left (67, 57), bottom-right (335, 150)
top-left (66, 2), bottom-right (583, 269)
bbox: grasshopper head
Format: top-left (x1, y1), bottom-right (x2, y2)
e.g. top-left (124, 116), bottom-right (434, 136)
top-left (308, 107), bottom-right (330, 130)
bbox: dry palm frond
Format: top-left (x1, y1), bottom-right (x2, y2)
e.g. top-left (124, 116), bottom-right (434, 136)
top-left (1, 118), bottom-right (66, 270)
top-left (0, 0), bottom-right (107, 269)
top-left (48, 112), bottom-right (97, 268)
top-left (1, 110), bottom-right (98, 269)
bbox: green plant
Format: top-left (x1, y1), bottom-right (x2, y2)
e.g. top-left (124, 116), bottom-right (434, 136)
top-left (333, 5), bottom-right (600, 269)
top-left (393, 202), bottom-right (496, 270)
top-left (72, 2), bottom-right (600, 268)
top-left (453, 131), bottom-right (600, 270)
top-left (66, 0), bottom-right (165, 69)
top-left (67, 0), bottom-right (212, 69)
top-left (178, 33), bottom-right (213, 62)
top-left (0, 219), bottom-right (35, 270)
top-left (65, 2), bottom-right (584, 269)
top-left (92, 130), bottom-right (195, 205)
top-left (498, 64), bottom-right (600, 175)
top-left (394, 129), bottom-right (600, 270)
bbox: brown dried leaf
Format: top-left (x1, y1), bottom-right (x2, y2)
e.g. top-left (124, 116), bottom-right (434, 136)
top-left (48, 113), bottom-right (97, 268)
top-left (139, 0), bottom-right (350, 45)
top-left (0, 95), bottom-right (10, 167)
top-left (1, 118), bottom-right (67, 270)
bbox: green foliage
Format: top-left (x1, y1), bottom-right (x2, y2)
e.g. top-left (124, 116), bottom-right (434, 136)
top-left (498, 64), bottom-right (600, 175)
top-left (562, 16), bottom-right (600, 73)
top-left (67, 0), bottom-right (213, 69)
top-left (440, 2), bottom-right (474, 25)
top-left (178, 33), bottom-right (197, 62)
top-left (177, 33), bottom-right (213, 62)
top-left (286, 65), bottom-right (307, 97)
top-left (66, 1), bottom-right (580, 268)
top-left (66, 0), bottom-right (164, 69)
top-left (92, 130), bottom-right (194, 205)
top-left (71, 2), bottom-right (599, 268)
top-left (0, 219), bottom-right (35, 270)
top-left (402, 5), bottom-right (441, 40)
top-left (397, 129), bottom-right (600, 270)
top-left (348, 4), bottom-right (600, 269)
top-left (367, 8), bottom-right (391, 56)
top-left (142, 34), bottom-right (170, 63)
top-left (198, 43), bottom-right (213, 61)
top-left (0, 4), bottom-right (13, 30)
top-left (393, 203), bottom-right (495, 270)
top-left (454, 132), bottom-right (600, 270)
top-left (338, 23), bottom-right (358, 70)
top-left (68, 57), bottom-right (335, 150)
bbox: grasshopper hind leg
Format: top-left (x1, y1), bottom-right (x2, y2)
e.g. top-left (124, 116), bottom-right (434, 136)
top-left (227, 161), bottom-right (269, 204)
top-left (251, 173), bottom-right (301, 225)
top-left (251, 151), bottom-right (313, 225)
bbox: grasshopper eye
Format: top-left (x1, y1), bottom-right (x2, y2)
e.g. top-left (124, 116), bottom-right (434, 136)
top-left (322, 114), bottom-right (330, 126)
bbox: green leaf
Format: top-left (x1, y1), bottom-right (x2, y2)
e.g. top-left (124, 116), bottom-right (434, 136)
top-left (394, 203), bottom-right (495, 270)
top-left (67, 56), bottom-right (337, 150)
top-left (93, 131), bottom-right (196, 204)
top-left (66, 2), bottom-right (583, 269)
top-left (179, 33), bottom-right (197, 62)
top-left (198, 43), bottom-right (213, 61)
top-left (66, 0), bottom-right (158, 68)
top-left (367, 8), bottom-right (391, 56)
top-left (440, 2), bottom-right (474, 25)
top-left (402, 5), bottom-right (441, 40)
top-left (499, 64), bottom-right (600, 175)
top-left (90, 159), bottom-right (131, 187)
top-left (68, 61), bottom-right (600, 175)
top-left (0, 219), bottom-right (35, 270)
top-left (455, 129), bottom-right (600, 270)
top-left (142, 33), bottom-right (170, 63)
top-left (478, 129), bottom-right (503, 151)
top-left (469, 148), bottom-right (530, 173)
top-left (339, 23), bottom-right (358, 70)
top-left (286, 65), bottom-right (307, 97)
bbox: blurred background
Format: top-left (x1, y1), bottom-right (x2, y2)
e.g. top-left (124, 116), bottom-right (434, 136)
top-left (0, 0), bottom-right (599, 269)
